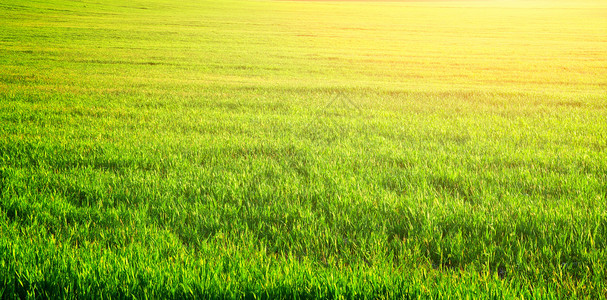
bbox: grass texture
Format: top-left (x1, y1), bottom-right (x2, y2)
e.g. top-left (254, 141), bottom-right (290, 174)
top-left (1, 0), bottom-right (606, 298)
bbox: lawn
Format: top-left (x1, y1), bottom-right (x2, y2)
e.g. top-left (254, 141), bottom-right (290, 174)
top-left (0, 0), bottom-right (606, 298)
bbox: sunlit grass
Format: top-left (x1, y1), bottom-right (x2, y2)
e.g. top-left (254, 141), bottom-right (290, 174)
top-left (1, 0), bottom-right (606, 298)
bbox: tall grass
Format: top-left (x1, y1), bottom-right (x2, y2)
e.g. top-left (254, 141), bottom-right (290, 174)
top-left (1, 0), bottom-right (606, 298)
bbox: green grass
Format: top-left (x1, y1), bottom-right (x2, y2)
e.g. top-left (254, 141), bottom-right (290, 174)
top-left (1, 0), bottom-right (606, 298)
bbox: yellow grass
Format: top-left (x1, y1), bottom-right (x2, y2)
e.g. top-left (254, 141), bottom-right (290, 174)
top-left (200, 0), bottom-right (607, 94)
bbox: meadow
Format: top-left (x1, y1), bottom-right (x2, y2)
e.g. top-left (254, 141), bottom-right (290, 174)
top-left (1, 0), bottom-right (606, 298)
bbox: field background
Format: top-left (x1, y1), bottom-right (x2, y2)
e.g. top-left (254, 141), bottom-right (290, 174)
top-left (1, 0), bottom-right (606, 298)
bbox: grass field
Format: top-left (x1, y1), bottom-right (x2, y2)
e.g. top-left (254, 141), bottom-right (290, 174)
top-left (1, 0), bottom-right (606, 298)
